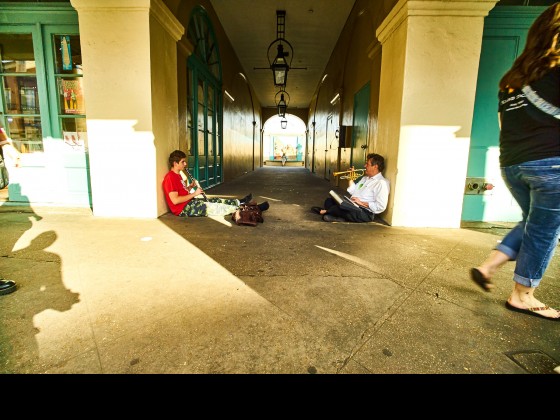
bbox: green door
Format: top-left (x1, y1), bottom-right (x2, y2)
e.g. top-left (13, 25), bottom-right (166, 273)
top-left (186, 7), bottom-right (222, 189)
top-left (350, 83), bottom-right (370, 168)
top-left (462, 6), bottom-right (546, 221)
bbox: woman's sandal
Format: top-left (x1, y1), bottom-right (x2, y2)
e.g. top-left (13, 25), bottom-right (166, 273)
top-left (470, 268), bottom-right (494, 292)
top-left (505, 301), bottom-right (560, 321)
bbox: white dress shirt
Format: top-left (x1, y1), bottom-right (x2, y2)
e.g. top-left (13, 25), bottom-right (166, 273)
top-left (347, 172), bottom-right (390, 214)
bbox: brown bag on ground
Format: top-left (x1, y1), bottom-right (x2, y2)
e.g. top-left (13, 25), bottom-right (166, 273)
top-left (231, 201), bottom-right (263, 226)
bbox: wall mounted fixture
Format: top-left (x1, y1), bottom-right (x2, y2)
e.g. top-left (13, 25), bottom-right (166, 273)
top-left (281, 118), bottom-right (288, 129)
top-left (464, 178), bottom-right (495, 195)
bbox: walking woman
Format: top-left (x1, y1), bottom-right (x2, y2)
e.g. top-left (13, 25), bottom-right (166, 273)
top-left (470, 3), bottom-right (560, 321)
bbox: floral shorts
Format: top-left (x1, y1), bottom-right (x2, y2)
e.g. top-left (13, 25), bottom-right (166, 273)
top-left (179, 197), bottom-right (239, 217)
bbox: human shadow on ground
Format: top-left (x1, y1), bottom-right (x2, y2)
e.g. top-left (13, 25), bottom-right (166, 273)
top-left (0, 193), bottom-right (80, 373)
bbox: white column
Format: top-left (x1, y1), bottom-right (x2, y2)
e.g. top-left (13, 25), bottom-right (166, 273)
top-left (70, 0), bottom-right (184, 217)
top-left (376, 0), bottom-right (497, 227)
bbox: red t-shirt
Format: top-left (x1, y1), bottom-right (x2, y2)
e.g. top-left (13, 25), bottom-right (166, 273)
top-left (162, 170), bottom-right (191, 215)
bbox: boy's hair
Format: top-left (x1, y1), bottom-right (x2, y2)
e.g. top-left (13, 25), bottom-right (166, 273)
top-left (367, 153), bottom-right (385, 173)
top-left (168, 150), bottom-right (186, 168)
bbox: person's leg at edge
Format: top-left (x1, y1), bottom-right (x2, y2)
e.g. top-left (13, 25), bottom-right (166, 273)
top-left (505, 157), bottom-right (560, 318)
top-left (473, 164), bottom-right (529, 284)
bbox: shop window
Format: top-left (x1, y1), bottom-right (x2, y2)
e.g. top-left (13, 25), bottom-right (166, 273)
top-left (54, 34), bottom-right (87, 151)
top-left (0, 33), bottom-right (43, 152)
top-left (0, 31), bottom-right (86, 153)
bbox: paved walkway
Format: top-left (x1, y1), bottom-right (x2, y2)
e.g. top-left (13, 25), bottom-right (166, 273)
top-left (0, 167), bottom-right (558, 373)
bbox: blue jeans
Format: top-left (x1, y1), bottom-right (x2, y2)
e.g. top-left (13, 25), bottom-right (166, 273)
top-left (498, 157), bottom-right (560, 288)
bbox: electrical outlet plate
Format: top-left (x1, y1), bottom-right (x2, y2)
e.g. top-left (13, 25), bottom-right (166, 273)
top-left (465, 177), bottom-right (493, 195)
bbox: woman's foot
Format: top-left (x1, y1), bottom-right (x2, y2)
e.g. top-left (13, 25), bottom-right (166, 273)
top-left (470, 268), bottom-right (495, 291)
top-left (506, 282), bottom-right (560, 320)
top-left (470, 250), bottom-right (510, 292)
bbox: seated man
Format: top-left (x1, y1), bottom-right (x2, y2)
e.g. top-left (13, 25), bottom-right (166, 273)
top-left (311, 153), bottom-right (390, 223)
top-left (163, 150), bottom-right (268, 217)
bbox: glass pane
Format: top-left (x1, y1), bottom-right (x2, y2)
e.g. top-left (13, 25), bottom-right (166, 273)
top-left (208, 105), bottom-right (214, 157)
top-left (207, 85), bottom-right (214, 136)
top-left (6, 116), bottom-right (43, 153)
top-left (197, 99), bottom-right (204, 132)
top-left (61, 117), bottom-right (87, 150)
top-left (53, 35), bottom-right (82, 74)
top-left (208, 133), bottom-right (214, 156)
top-left (3, 76), bottom-right (39, 114)
top-left (0, 33), bottom-right (36, 74)
top-left (186, 69), bottom-right (193, 156)
top-left (198, 128), bottom-right (205, 157)
top-left (207, 109), bottom-right (213, 135)
top-left (207, 85), bottom-right (213, 109)
top-left (197, 80), bottom-right (205, 130)
top-left (58, 77), bottom-right (85, 114)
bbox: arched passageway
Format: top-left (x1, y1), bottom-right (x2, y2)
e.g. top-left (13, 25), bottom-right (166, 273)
top-left (263, 114), bottom-right (306, 167)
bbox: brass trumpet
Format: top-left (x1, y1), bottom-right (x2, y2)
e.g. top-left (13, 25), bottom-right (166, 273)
top-left (333, 168), bottom-right (365, 180)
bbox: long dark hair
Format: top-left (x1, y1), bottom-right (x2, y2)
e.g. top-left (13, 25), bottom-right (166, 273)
top-left (499, 2), bottom-right (560, 91)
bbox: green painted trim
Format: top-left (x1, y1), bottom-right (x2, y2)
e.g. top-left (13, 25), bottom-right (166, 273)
top-left (186, 5), bottom-right (223, 188)
top-left (0, 2), bottom-right (77, 25)
top-left (187, 6), bottom-right (222, 83)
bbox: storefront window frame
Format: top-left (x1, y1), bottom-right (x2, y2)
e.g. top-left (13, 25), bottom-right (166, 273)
top-left (0, 3), bottom-right (80, 153)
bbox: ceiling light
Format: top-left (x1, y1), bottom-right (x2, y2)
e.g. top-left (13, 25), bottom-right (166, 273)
top-left (271, 43), bottom-right (289, 87)
top-left (224, 90), bottom-right (235, 102)
top-left (275, 89), bottom-right (290, 118)
top-left (253, 10), bottom-right (306, 89)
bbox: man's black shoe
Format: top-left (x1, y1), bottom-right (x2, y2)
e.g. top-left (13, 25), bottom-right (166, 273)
top-left (239, 193), bottom-right (253, 204)
top-left (0, 279), bottom-right (17, 296)
top-left (258, 201), bottom-right (270, 212)
top-left (323, 214), bottom-right (346, 223)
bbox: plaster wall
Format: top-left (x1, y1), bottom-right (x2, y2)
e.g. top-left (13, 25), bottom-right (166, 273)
top-left (376, 0), bottom-right (497, 227)
top-left (376, 16), bottom-right (407, 224)
top-left (71, 0), bottom-right (183, 218)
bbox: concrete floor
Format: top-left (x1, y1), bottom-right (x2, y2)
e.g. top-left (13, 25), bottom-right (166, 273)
top-left (0, 167), bottom-right (558, 374)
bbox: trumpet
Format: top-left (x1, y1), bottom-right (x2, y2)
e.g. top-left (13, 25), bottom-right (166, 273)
top-left (333, 168), bottom-right (365, 180)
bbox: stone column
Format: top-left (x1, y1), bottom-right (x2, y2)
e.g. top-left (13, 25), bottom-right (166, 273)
top-left (70, 0), bottom-right (184, 217)
top-left (376, 0), bottom-right (497, 227)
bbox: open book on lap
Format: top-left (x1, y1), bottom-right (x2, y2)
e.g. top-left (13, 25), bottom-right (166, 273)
top-left (329, 190), bottom-right (374, 214)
